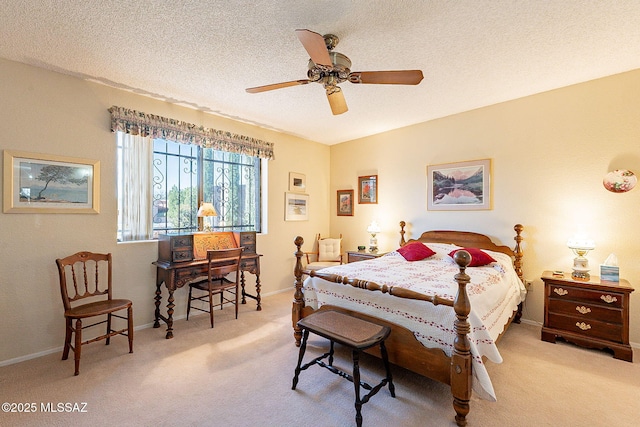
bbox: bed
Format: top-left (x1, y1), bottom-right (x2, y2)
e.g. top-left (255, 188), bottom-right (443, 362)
top-left (292, 221), bottom-right (525, 426)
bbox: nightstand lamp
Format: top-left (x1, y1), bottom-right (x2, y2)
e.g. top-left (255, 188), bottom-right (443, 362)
top-left (197, 202), bottom-right (218, 232)
top-left (567, 235), bottom-right (595, 280)
top-left (367, 221), bottom-right (381, 252)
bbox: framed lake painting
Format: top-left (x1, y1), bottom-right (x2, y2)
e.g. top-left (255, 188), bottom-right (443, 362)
top-left (427, 159), bottom-right (491, 211)
top-left (3, 150), bottom-right (100, 213)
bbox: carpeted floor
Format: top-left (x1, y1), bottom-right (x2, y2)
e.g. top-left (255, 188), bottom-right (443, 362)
top-left (1, 290), bottom-right (639, 427)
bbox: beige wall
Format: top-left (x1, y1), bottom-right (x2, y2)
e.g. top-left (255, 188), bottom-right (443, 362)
top-left (330, 69), bottom-right (640, 344)
top-left (2, 56), bottom-right (640, 364)
top-left (0, 58), bottom-right (330, 363)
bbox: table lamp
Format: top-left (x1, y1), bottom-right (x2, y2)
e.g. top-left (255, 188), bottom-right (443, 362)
top-left (367, 221), bottom-right (381, 252)
top-left (567, 235), bottom-right (595, 280)
top-left (197, 202), bottom-right (218, 232)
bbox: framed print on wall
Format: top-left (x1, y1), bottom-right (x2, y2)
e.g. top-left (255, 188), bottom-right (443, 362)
top-left (336, 189), bottom-right (354, 216)
top-left (426, 158), bottom-right (491, 211)
top-left (3, 150), bottom-right (100, 214)
top-left (285, 192), bottom-right (309, 221)
top-left (288, 172), bottom-right (306, 193)
top-left (358, 175), bottom-right (378, 204)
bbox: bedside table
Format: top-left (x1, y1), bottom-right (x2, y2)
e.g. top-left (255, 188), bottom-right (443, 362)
top-left (347, 251), bottom-right (386, 263)
top-left (541, 271), bottom-right (634, 362)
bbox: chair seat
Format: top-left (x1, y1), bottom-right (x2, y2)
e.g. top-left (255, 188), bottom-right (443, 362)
top-left (65, 299), bottom-right (132, 319)
top-left (189, 277), bottom-right (234, 292)
top-left (306, 261), bottom-right (341, 271)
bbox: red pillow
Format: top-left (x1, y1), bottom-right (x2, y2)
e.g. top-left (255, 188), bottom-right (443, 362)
top-left (448, 248), bottom-right (496, 267)
top-left (398, 242), bottom-right (436, 261)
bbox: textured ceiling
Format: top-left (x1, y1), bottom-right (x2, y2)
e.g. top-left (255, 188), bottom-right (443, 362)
top-left (2, 1), bottom-right (640, 145)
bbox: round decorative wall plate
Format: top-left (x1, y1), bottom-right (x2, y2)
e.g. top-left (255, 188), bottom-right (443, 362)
top-left (603, 169), bottom-right (637, 193)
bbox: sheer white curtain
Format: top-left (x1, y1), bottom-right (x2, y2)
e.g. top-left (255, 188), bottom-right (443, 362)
top-left (118, 132), bottom-right (153, 241)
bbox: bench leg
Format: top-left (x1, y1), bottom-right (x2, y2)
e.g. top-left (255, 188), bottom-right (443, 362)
top-left (352, 349), bottom-right (363, 427)
top-left (292, 329), bottom-right (309, 390)
top-left (380, 341), bottom-right (395, 397)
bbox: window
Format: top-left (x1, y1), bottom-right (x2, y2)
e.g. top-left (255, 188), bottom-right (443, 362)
top-left (117, 136), bottom-right (263, 241)
top-left (109, 106), bottom-right (274, 242)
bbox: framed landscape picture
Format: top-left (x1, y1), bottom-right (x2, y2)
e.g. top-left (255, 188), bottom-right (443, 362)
top-left (358, 175), bottom-right (378, 204)
top-left (336, 189), bottom-right (354, 216)
top-left (3, 150), bottom-right (100, 214)
top-left (284, 192), bottom-right (309, 221)
top-left (427, 158), bottom-right (491, 211)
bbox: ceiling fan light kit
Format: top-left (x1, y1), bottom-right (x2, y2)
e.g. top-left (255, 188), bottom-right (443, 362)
top-left (246, 29), bottom-right (423, 115)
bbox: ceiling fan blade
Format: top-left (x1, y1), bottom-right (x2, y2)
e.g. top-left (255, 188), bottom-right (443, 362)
top-left (326, 87), bottom-right (348, 115)
top-left (295, 29), bottom-right (333, 67)
top-left (245, 79), bottom-right (310, 94)
top-left (348, 70), bottom-right (424, 85)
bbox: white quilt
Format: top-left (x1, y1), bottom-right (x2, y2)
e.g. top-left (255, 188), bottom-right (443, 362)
top-left (303, 242), bottom-right (526, 401)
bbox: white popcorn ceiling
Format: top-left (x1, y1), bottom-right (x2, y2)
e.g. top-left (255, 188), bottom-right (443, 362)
top-left (2, 0), bottom-right (640, 145)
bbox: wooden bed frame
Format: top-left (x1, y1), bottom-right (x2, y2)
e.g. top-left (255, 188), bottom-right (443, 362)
top-left (292, 221), bottom-right (524, 426)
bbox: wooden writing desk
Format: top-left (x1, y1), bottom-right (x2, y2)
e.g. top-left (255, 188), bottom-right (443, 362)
top-left (153, 231), bottom-right (261, 339)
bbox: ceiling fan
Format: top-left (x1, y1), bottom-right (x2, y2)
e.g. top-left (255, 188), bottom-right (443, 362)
top-left (245, 29), bottom-right (424, 115)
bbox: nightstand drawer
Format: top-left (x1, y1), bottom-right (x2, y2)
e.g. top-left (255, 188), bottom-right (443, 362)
top-left (548, 284), bottom-right (624, 308)
top-left (548, 299), bottom-right (622, 324)
top-left (547, 313), bottom-right (623, 343)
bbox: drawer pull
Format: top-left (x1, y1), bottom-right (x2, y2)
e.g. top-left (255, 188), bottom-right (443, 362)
top-left (600, 295), bottom-right (617, 304)
top-left (575, 322), bottom-right (591, 331)
top-left (553, 288), bottom-right (569, 296)
top-left (575, 306), bottom-right (591, 315)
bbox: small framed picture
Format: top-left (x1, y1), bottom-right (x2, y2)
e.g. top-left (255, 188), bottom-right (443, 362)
top-left (336, 189), bottom-right (354, 216)
top-left (358, 175), bottom-right (378, 204)
top-left (288, 172), bottom-right (306, 193)
top-left (284, 192), bottom-right (309, 221)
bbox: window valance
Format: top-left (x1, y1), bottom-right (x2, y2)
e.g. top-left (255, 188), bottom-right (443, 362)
top-left (108, 106), bottom-right (274, 160)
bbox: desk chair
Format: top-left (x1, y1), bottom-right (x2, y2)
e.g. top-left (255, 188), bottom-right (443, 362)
top-left (56, 251), bottom-right (133, 376)
top-left (304, 233), bottom-right (343, 271)
top-left (187, 247), bottom-right (244, 328)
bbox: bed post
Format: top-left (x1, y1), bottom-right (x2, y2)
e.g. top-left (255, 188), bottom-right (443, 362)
top-left (513, 224), bottom-right (524, 280)
top-left (399, 220), bottom-right (406, 246)
top-left (513, 224), bottom-right (524, 323)
top-left (451, 250), bottom-right (472, 427)
top-left (293, 236), bottom-right (305, 347)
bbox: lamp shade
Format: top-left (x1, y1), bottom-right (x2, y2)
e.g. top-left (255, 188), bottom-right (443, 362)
top-left (367, 221), bottom-right (380, 234)
top-left (567, 236), bottom-right (595, 250)
top-left (197, 202), bottom-right (218, 217)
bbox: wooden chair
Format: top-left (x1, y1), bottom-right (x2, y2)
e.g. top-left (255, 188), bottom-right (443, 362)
top-left (304, 233), bottom-right (343, 271)
top-left (56, 251), bottom-right (133, 376)
top-left (187, 247), bottom-right (244, 328)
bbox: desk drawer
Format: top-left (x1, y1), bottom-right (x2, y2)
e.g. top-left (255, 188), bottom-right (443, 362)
top-left (175, 265), bottom-right (206, 282)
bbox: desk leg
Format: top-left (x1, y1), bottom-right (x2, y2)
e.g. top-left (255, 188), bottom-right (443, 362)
top-left (255, 273), bottom-right (262, 311)
top-left (165, 289), bottom-right (175, 339)
top-left (240, 270), bottom-right (247, 304)
top-left (154, 281), bottom-right (162, 328)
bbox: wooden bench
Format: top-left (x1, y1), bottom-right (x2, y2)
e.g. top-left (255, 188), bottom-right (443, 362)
top-left (292, 309), bottom-right (395, 427)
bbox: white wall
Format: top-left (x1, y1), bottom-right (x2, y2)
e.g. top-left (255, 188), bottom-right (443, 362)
top-left (0, 58), bottom-right (330, 363)
top-left (330, 69), bottom-right (640, 344)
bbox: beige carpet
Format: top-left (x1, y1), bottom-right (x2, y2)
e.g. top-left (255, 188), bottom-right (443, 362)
top-left (1, 290), bottom-right (639, 427)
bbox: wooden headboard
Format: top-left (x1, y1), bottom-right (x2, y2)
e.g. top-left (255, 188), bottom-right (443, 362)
top-left (398, 221), bottom-right (524, 280)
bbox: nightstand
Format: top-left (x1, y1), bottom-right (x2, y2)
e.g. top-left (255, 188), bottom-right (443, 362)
top-left (346, 251), bottom-right (387, 263)
top-left (541, 271), bottom-right (634, 362)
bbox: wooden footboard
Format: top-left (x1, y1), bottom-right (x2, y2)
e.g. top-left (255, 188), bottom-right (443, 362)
top-left (293, 236), bottom-right (473, 426)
